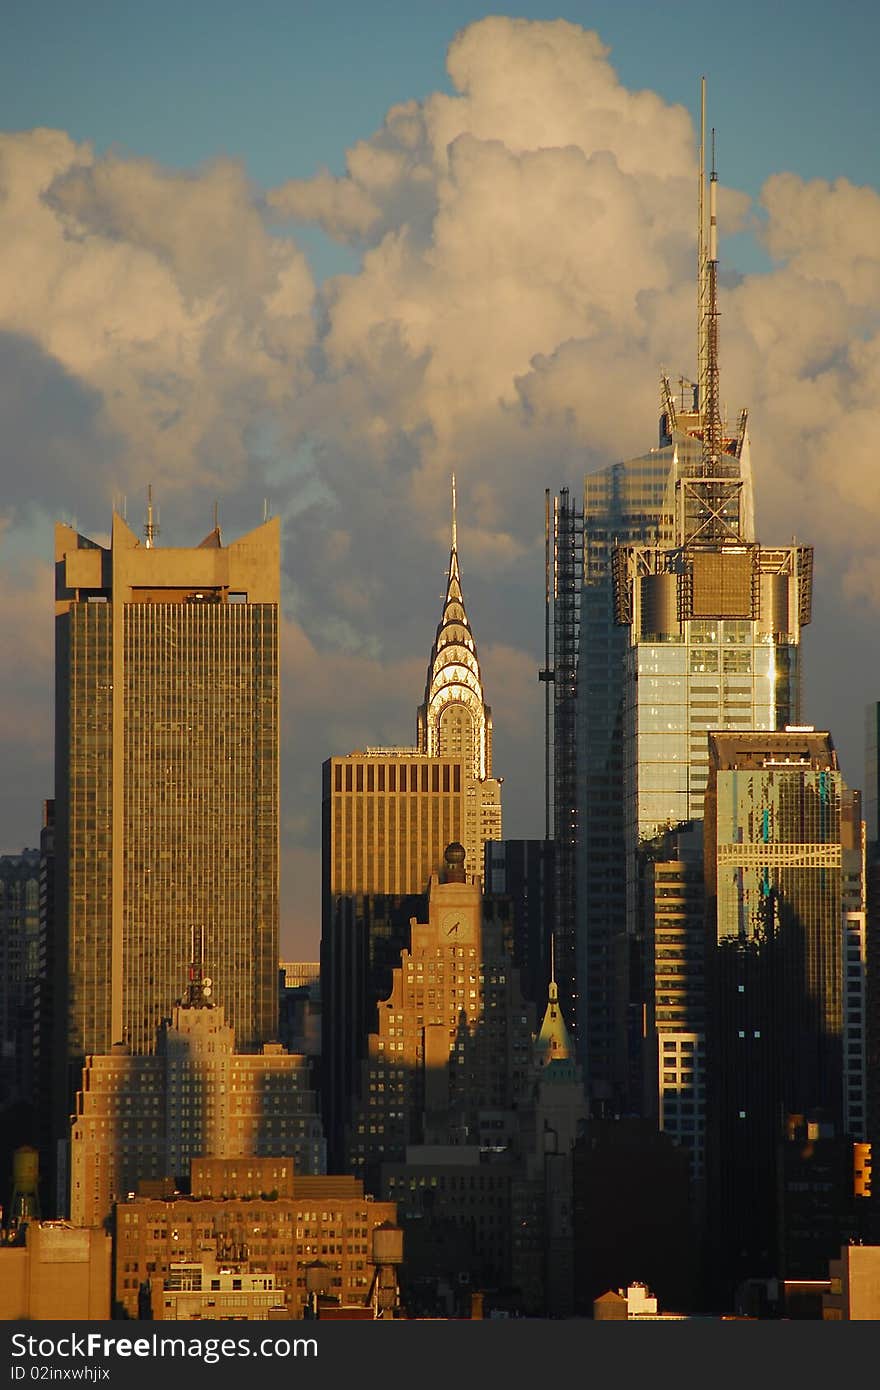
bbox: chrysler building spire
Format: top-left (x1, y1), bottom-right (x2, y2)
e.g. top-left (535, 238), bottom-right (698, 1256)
top-left (417, 477), bottom-right (494, 783)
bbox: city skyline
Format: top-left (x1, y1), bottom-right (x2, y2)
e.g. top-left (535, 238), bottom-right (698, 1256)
top-left (1, 7), bottom-right (879, 958)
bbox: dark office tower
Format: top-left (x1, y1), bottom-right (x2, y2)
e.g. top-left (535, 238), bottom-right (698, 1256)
top-left (570, 456), bottom-right (672, 1108)
top-left (865, 702), bottom-right (880, 851)
top-left (33, 800), bottom-right (55, 1213)
top-left (0, 846), bottom-right (41, 1106)
top-left (52, 509), bottom-right (280, 1190)
top-left (484, 838), bottom-right (555, 1010)
top-left (542, 488), bottom-right (583, 1039)
top-left (321, 486), bottom-right (502, 1170)
top-left (702, 729), bottom-right (866, 1306)
top-left (865, 702), bottom-right (880, 1212)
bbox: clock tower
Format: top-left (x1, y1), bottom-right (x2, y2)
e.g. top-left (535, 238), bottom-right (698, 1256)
top-left (425, 842), bottom-right (480, 948)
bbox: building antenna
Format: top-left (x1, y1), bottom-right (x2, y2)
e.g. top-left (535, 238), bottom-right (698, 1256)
top-left (144, 485), bottom-right (159, 549)
top-left (213, 499), bottom-right (220, 539)
top-left (697, 76), bottom-right (708, 415)
top-left (451, 472), bottom-right (457, 552)
top-left (702, 123), bottom-right (722, 475)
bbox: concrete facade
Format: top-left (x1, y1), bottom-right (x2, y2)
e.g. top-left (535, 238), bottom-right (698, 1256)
top-left (112, 1175), bottom-right (397, 1319)
top-left (70, 982), bottom-right (324, 1228)
top-left (0, 1221), bottom-right (111, 1320)
top-left (824, 1244), bottom-right (880, 1319)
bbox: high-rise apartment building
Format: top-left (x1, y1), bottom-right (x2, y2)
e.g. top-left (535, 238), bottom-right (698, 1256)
top-left (321, 497), bottom-right (502, 1167)
top-left (52, 510), bottom-right (280, 1185)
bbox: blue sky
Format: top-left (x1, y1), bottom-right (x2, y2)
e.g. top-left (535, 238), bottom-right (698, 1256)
top-left (1, 3), bottom-right (878, 952)
top-left (5, 0), bottom-right (878, 278)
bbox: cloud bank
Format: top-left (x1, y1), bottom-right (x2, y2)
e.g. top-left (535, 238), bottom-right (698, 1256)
top-left (2, 16), bottom-right (879, 952)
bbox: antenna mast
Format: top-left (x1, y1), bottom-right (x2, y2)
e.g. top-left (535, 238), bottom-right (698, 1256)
top-left (451, 473), bottom-right (457, 552)
top-left (675, 85), bottom-right (743, 547)
top-left (144, 485), bottom-right (159, 549)
top-left (697, 76), bottom-right (708, 416)
top-left (702, 125), bottom-right (722, 477)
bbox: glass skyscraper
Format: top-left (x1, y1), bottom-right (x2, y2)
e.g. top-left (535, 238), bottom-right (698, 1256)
top-left (572, 137), bottom-right (815, 1118)
top-left (575, 448), bottom-right (674, 1105)
top-left (51, 510), bottom-right (280, 1186)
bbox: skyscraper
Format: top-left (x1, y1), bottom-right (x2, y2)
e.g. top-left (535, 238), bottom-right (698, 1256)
top-left (484, 837), bottom-right (555, 1010)
top-left (416, 479), bottom-right (502, 881)
top-left (702, 728), bottom-right (866, 1300)
top-left (568, 93), bottom-right (813, 1121)
top-left (321, 489), bottom-right (502, 1167)
top-left (52, 507), bottom-right (280, 1190)
top-left (572, 453), bottom-right (674, 1105)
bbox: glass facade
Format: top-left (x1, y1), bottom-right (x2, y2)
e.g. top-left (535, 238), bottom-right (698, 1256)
top-left (705, 731), bottom-right (864, 1134)
top-left (575, 450), bottom-right (674, 1100)
top-left (623, 619), bottom-right (801, 925)
top-left (575, 393), bottom-right (812, 1121)
top-left (703, 733), bottom-right (865, 1293)
top-left (122, 600), bottom-right (278, 1054)
top-left (65, 601), bottom-right (114, 1060)
top-left (55, 514), bottom-right (280, 1118)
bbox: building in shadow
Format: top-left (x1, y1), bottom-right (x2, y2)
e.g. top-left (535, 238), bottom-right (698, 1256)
top-left (703, 729), bottom-right (866, 1309)
top-left (70, 960), bottom-right (324, 1228)
top-left (343, 843), bottom-right (587, 1315)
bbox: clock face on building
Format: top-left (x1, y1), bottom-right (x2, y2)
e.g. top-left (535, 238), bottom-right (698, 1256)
top-left (438, 907), bottom-right (474, 943)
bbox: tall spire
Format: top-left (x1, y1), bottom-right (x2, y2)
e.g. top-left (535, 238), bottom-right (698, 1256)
top-left (697, 75), bottom-right (708, 420)
top-left (417, 484), bottom-right (493, 782)
top-left (702, 123), bottom-right (723, 477)
top-left (535, 932), bottom-right (573, 1067)
top-left (669, 82), bottom-right (754, 548)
